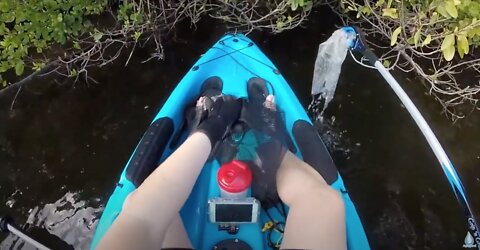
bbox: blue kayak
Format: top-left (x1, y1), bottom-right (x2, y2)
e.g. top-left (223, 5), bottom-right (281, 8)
top-left (91, 34), bottom-right (370, 249)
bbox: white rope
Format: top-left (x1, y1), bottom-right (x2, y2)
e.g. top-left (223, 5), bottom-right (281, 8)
top-left (349, 50), bottom-right (376, 69)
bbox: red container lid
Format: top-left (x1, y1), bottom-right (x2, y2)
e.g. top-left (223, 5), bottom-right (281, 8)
top-left (217, 160), bottom-right (252, 193)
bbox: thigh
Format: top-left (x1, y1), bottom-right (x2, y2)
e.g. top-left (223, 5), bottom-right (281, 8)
top-left (161, 214), bottom-right (193, 249)
top-left (276, 152), bottom-right (346, 250)
top-left (280, 186), bottom-right (346, 250)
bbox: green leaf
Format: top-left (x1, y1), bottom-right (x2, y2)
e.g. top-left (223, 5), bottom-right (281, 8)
top-left (276, 20), bottom-right (285, 29)
top-left (3, 13), bottom-right (15, 23)
top-left (468, 27), bottom-right (480, 39)
top-left (441, 34), bottom-right (456, 61)
top-left (133, 31), bottom-right (141, 41)
top-left (442, 45), bottom-right (455, 61)
top-left (422, 34), bottom-right (432, 46)
top-left (382, 59), bottom-right (391, 68)
top-left (68, 68), bottom-right (77, 77)
top-left (407, 36), bottom-right (415, 45)
top-left (457, 34), bottom-right (469, 58)
top-left (15, 62), bottom-right (24, 76)
top-left (32, 61), bottom-right (45, 72)
top-left (413, 30), bottom-right (421, 46)
top-left (92, 29), bottom-right (103, 42)
top-left (57, 13), bottom-right (63, 22)
top-left (430, 12), bottom-right (439, 24)
top-left (436, 5), bottom-right (450, 18)
top-left (387, 0), bottom-right (393, 8)
top-left (391, 27), bottom-right (402, 46)
top-left (304, 1), bottom-right (313, 11)
top-left (445, 1), bottom-right (458, 18)
top-left (375, 0), bottom-right (385, 8)
top-left (382, 8), bottom-right (398, 19)
top-left (441, 34), bottom-right (455, 50)
top-left (290, 0), bottom-right (298, 11)
top-left (361, 6), bottom-right (373, 15)
top-left (73, 41), bottom-right (81, 50)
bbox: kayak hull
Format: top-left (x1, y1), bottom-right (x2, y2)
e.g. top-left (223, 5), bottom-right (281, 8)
top-left (91, 34), bottom-right (369, 250)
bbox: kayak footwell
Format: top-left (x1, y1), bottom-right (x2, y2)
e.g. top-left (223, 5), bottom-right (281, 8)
top-left (91, 34), bottom-right (370, 250)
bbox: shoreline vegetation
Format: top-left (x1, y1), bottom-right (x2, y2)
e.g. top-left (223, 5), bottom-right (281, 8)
top-left (0, 0), bottom-right (478, 119)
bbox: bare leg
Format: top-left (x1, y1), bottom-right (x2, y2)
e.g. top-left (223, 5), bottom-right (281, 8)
top-left (276, 151), bottom-right (346, 250)
top-left (97, 132), bottom-right (211, 249)
top-left (161, 213), bottom-right (193, 249)
top-left (257, 94), bottom-right (346, 250)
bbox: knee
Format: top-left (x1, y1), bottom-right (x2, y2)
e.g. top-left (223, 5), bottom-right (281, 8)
top-left (291, 184), bottom-right (345, 212)
top-left (278, 175), bottom-right (344, 209)
top-left (314, 186), bottom-right (344, 210)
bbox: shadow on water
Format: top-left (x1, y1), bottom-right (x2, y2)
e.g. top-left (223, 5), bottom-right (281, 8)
top-left (1, 7), bottom-right (479, 250)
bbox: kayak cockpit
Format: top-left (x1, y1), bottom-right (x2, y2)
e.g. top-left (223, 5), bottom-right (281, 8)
top-left (91, 34), bottom-right (370, 250)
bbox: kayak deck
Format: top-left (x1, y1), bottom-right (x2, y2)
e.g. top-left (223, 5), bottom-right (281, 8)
top-left (91, 34), bottom-right (369, 249)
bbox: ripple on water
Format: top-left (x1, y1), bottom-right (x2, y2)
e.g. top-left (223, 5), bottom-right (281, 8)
top-left (1, 192), bottom-right (103, 250)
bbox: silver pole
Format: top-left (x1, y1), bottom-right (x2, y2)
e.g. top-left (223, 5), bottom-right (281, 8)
top-left (374, 61), bottom-right (461, 186)
top-left (374, 60), bottom-right (480, 247)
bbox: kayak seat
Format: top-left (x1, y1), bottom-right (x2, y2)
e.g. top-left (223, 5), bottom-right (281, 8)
top-left (292, 120), bottom-right (339, 185)
top-left (125, 117), bottom-right (174, 187)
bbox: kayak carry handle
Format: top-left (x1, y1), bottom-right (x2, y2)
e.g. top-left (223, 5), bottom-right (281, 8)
top-left (0, 216), bottom-right (51, 250)
top-left (344, 26), bottom-right (480, 248)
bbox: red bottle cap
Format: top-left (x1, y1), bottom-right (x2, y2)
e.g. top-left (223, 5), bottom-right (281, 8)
top-left (217, 160), bottom-right (252, 193)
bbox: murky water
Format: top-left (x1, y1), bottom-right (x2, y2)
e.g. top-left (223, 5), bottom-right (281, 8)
top-left (1, 8), bottom-right (479, 250)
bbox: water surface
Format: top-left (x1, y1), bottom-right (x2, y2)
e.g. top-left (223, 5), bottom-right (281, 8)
top-left (1, 11), bottom-right (479, 250)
